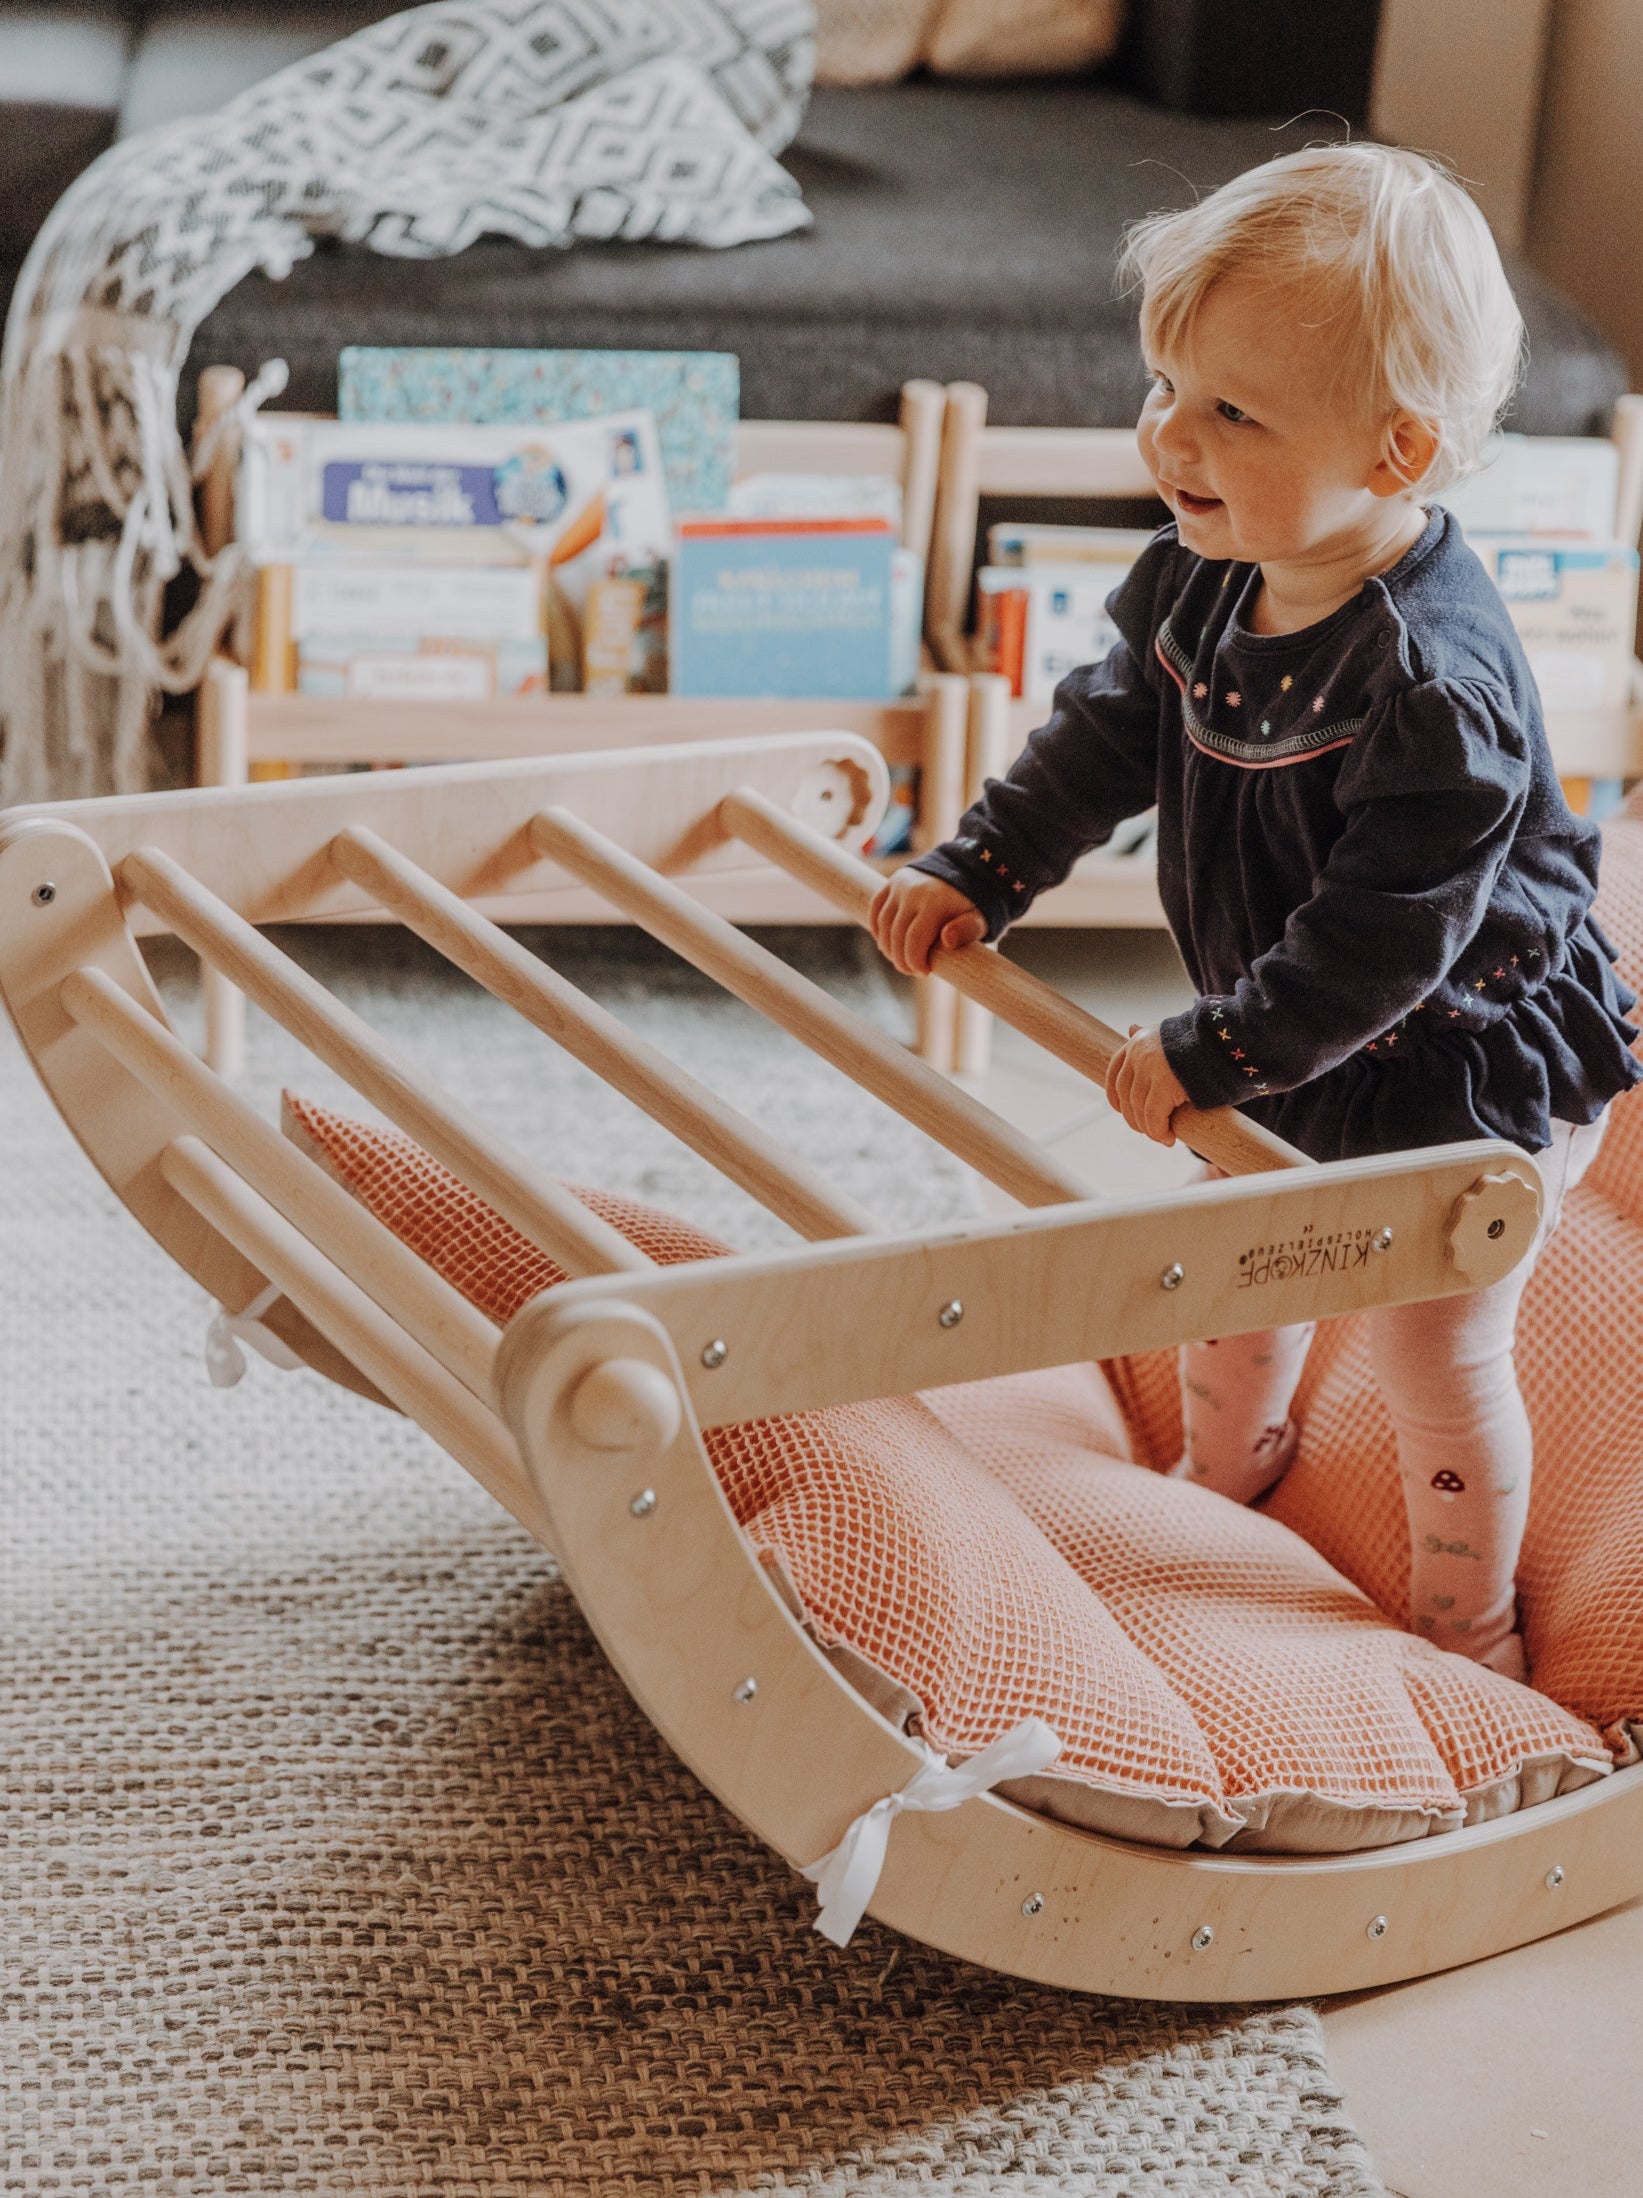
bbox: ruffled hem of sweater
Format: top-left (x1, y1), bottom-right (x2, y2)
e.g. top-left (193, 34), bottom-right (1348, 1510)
top-left (1248, 920), bottom-right (1643, 1163)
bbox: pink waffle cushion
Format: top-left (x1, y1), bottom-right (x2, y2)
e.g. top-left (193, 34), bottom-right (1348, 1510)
top-left (280, 1087), bottom-right (1612, 1856)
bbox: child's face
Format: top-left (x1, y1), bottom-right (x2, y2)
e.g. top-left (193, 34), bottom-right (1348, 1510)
top-left (1137, 277), bottom-right (1410, 566)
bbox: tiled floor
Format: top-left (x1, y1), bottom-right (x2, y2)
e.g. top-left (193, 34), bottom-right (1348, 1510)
top-left (898, 927), bottom-right (1643, 2198)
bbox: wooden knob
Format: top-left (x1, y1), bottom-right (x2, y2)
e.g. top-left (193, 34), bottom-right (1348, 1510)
top-left (1446, 1169), bottom-right (1541, 1282)
top-left (569, 1357), bottom-right (683, 1453)
top-left (794, 757), bottom-right (873, 839)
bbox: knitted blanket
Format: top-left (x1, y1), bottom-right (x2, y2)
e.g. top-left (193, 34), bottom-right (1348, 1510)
top-left (0, 0), bottom-right (815, 805)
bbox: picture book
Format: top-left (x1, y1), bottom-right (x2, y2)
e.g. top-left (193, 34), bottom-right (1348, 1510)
top-left (670, 517), bottom-right (919, 700)
top-left (297, 635), bottom-right (548, 703)
top-left (338, 346), bottom-right (738, 512)
top-left (1472, 535), bottom-right (1639, 713)
top-left (1440, 436), bottom-right (1619, 540)
top-left (239, 412), bottom-right (672, 575)
top-left (290, 561), bottom-right (543, 643)
top-left (987, 522), bottom-right (1157, 568)
top-left (976, 555), bottom-right (1138, 703)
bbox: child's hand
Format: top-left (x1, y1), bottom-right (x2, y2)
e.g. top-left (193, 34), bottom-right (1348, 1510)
top-left (870, 869), bottom-right (987, 976)
top-left (1105, 1024), bottom-right (1191, 1145)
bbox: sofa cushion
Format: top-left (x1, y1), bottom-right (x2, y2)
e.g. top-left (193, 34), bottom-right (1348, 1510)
top-left (278, 1089), bottom-right (1613, 1852)
top-left (117, 3), bottom-right (400, 141)
top-left (816, 0), bottom-right (1122, 87)
top-left (0, 5), bottom-right (132, 255)
top-left (183, 81), bottom-right (1627, 434)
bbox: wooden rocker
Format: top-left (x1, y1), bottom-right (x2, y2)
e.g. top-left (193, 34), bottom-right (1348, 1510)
top-left (3, 735), bottom-right (1641, 2004)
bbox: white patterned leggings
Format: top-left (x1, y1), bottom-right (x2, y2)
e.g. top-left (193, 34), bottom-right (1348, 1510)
top-left (1176, 1116), bottom-right (1608, 1673)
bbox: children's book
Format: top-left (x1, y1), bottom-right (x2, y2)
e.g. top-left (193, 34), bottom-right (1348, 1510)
top-left (671, 516), bottom-right (919, 700)
top-left (289, 559), bottom-right (549, 702)
top-left (239, 413), bottom-right (671, 574)
top-left (297, 635), bottom-right (548, 703)
top-left (987, 522), bottom-right (1157, 569)
top-left (1440, 436), bottom-right (1619, 540)
top-left (1471, 535), bottom-right (1639, 712)
top-left (729, 472), bottom-right (904, 531)
top-left (290, 561), bottom-right (543, 642)
top-left (976, 556), bottom-right (1139, 703)
top-left (338, 347), bottom-right (738, 513)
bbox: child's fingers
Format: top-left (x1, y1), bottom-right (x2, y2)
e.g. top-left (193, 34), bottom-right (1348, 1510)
top-left (939, 910), bottom-right (986, 954)
top-left (1144, 1076), bottom-right (1179, 1146)
top-left (1104, 1040), bottom-right (1127, 1114)
top-left (891, 898), bottom-right (935, 976)
top-left (881, 890), bottom-right (916, 973)
top-left (868, 883), bottom-right (897, 962)
top-left (905, 905), bottom-right (947, 975)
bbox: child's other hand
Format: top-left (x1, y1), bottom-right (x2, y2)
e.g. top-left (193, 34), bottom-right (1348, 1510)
top-left (870, 869), bottom-right (987, 976)
top-left (1105, 1024), bottom-right (1191, 1146)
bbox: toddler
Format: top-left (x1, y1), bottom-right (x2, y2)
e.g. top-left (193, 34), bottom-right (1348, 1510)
top-left (873, 145), bottom-right (1643, 1679)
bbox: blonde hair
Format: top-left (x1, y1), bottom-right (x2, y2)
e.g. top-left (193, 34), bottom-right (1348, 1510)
top-left (1119, 144), bottom-right (1524, 494)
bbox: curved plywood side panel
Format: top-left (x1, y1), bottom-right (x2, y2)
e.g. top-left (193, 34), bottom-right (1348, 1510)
top-left (0, 814), bottom-right (387, 1404)
top-left (0, 816), bottom-right (269, 1309)
top-left (501, 1290), bottom-right (1643, 2005)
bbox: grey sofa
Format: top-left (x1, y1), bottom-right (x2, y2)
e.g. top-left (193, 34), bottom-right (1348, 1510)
top-left (0, 2), bottom-right (1627, 437)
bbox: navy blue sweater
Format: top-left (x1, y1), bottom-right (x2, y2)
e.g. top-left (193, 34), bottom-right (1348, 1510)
top-left (913, 511), bottom-right (1642, 1161)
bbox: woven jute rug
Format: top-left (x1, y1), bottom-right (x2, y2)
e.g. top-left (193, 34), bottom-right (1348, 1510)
top-left (0, 928), bottom-right (1386, 2197)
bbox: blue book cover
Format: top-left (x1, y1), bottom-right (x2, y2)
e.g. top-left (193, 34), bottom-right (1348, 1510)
top-left (338, 347), bottom-right (738, 513)
top-left (672, 521), bottom-right (914, 700)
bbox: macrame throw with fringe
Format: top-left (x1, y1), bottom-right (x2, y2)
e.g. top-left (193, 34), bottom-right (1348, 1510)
top-left (0, 0), bottom-right (815, 806)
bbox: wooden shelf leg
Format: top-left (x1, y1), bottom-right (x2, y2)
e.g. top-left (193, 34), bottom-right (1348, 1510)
top-left (955, 673), bottom-right (1013, 1079)
top-left (926, 381), bottom-right (987, 675)
top-left (195, 657), bottom-right (249, 1077)
top-left (911, 673), bottom-right (968, 1071)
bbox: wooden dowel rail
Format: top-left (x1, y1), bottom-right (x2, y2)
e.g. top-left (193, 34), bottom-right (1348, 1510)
top-left (328, 825), bottom-right (874, 1245)
top-left (720, 788), bottom-right (1312, 1179)
top-left (58, 964), bottom-right (503, 1404)
top-left (527, 806), bottom-right (1095, 1210)
top-left (119, 844), bottom-right (647, 1280)
top-left (159, 1135), bottom-right (546, 1538)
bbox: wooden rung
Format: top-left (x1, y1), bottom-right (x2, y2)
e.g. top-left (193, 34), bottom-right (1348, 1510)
top-left (119, 843), bottom-right (647, 1279)
top-left (328, 825), bottom-right (875, 1244)
top-left (719, 788), bottom-right (1310, 1178)
top-left (160, 1134), bottom-right (546, 1539)
top-left (528, 806), bottom-right (1095, 1211)
top-left (59, 964), bottom-right (503, 1405)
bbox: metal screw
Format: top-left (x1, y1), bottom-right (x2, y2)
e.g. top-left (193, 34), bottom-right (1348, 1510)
top-left (1373, 1228), bottom-right (1394, 1253)
top-left (629, 1488), bottom-right (657, 1517)
top-left (1545, 1865), bottom-right (1565, 1891)
top-left (1487, 1217), bottom-right (1506, 1240)
top-left (31, 882), bottom-right (56, 907)
top-left (732, 1677), bottom-right (758, 1704)
top-left (1366, 1914), bottom-right (1389, 1940)
top-left (1020, 1892), bottom-right (1045, 1918)
top-left (1190, 1924), bottom-right (1214, 1952)
top-left (700, 1338), bottom-right (728, 1369)
top-left (1160, 1262), bottom-right (1185, 1292)
top-left (938, 1299), bottom-right (964, 1329)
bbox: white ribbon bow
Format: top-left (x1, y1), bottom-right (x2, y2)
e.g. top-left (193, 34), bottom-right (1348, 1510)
top-left (801, 1715), bottom-right (1062, 1948)
top-left (205, 1283), bottom-right (304, 1389)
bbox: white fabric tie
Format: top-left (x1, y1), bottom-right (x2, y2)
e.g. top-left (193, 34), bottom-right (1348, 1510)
top-left (801, 1716), bottom-right (1062, 1948)
top-left (205, 1284), bottom-right (304, 1389)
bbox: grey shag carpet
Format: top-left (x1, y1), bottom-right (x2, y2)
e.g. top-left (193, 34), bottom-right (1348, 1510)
top-left (0, 926), bottom-right (1386, 2196)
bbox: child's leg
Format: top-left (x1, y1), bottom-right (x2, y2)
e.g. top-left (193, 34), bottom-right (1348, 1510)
top-left (1369, 1117), bottom-right (1606, 1673)
top-left (1175, 1324), bottom-right (1316, 1503)
top-left (1368, 1281), bottom-right (1535, 1671)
